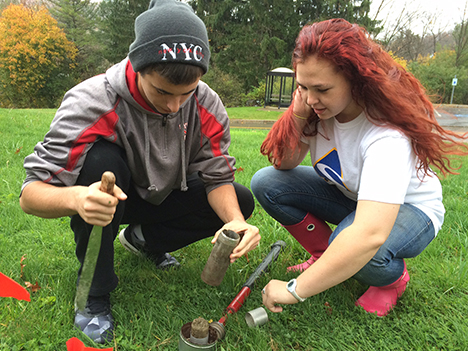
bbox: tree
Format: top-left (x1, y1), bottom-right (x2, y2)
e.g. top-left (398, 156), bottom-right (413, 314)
top-left (408, 50), bottom-right (468, 104)
top-left (454, 22), bottom-right (468, 67)
top-left (0, 3), bottom-right (77, 108)
top-left (373, 0), bottom-right (466, 66)
top-left (0, 0), bottom-right (20, 11)
top-left (47, 0), bottom-right (108, 80)
top-left (453, 3), bottom-right (468, 68)
top-left (386, 29), bottom-right (424, 61)
top-left (97, 0), bottom-right (148, 65)
top-left (190, 0), bottom-right (380, 92)
top-left (373, 0), bottom-right (420, 48)
top-left (422, 12), bottom-right (450, 56)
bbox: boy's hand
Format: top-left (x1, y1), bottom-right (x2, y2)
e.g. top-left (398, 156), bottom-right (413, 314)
top-left (213, 220), bottom-right (260, 263)
top-left (75, 181), bottom-right (127, 227)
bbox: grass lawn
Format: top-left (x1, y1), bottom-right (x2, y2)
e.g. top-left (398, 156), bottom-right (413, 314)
top-left (227, 106), bottom-right (284, 120)
top-left (1, 108), bottom-right (467, 350)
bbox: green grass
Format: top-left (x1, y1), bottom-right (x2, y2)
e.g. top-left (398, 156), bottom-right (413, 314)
top-left (227, 106), bottom-right (284, 120)
top-left (1, 108), bottom-right (468, 350)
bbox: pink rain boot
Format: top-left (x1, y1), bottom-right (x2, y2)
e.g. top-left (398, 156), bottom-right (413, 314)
top-left (283, 213), bottom-right (332, 272)
top-left (355, 260), bottom-right (410, 317)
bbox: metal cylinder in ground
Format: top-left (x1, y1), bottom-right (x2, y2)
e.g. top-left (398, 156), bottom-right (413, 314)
top-left (179, 319), bottom-right (218, 351)
top-left (201, 229), bottom-right (240, 286)
top-left (245, 307), bottom-right (269, 327)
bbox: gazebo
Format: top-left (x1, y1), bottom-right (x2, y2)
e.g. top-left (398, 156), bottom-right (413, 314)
top-left (264, 67), bottom-right (295, 109)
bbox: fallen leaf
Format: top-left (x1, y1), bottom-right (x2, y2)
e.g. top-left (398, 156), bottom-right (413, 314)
top-left (0, 272), bottom-right (31, 301)
top-left (24, 281), bottom-right (41, 293)
top-left (324, 301), bottom-right (332, 315)
top-left (15, 147), bottom-right (23, 154)
top-left (20, 254), bottom-right (26, 278)
top-left (236, 167), bottom-right (244, 172)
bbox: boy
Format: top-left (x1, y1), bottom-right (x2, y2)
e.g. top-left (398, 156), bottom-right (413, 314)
top-left (20, 0), bottom-right (260, 343)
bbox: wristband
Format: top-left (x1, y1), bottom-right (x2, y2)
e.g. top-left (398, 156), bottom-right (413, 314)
top-left (293, 113), bottom-right (308, 120)
top-left (286, 278), bottom-right (306, 302)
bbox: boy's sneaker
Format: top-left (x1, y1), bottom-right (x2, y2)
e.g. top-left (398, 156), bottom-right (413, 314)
top-left (118, 225), bottom-right (180, 269)
top-left (74, 294), bottom-right (114, 344)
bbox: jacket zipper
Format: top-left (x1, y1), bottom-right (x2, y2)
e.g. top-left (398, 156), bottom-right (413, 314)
top-left (162, 114), bottom-right (168, 157)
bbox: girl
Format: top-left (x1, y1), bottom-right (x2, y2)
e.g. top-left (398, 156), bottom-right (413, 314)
top-left (251, 18), bottom-right (468, 316)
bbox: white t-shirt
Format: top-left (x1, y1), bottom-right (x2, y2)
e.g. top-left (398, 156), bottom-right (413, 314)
top-left (302, 112), bottom-right (444, 233)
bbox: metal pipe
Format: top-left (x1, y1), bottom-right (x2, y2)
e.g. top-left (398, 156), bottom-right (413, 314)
top-left (211, 240), bottom-right (287, 339)
top-left (201, 229), bottom-right (240, 286)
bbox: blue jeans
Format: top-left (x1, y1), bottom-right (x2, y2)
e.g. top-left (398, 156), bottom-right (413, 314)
top-left (251, 166), bottom-right (436, 286)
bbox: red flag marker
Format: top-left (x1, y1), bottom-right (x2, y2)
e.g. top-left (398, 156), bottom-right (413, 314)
top-left (0, 272), bottom-right (30, 301)
top-left (66, 337), bottom-right (113, 350)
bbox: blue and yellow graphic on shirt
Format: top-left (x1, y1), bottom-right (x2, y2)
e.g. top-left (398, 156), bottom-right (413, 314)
top-left (313, 148), bottom-right (350, 191)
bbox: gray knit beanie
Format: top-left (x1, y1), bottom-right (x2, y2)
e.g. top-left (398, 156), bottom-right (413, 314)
top-left (129, 0), bottom-right (210, 73)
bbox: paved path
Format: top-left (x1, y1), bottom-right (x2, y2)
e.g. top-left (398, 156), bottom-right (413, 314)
top-left (230, 104), bottom-right (468, 134)
top-left (433, 105), bottom-right (468, 133)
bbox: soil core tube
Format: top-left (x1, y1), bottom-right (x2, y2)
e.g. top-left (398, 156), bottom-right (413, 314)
top-left (201, 229), bottom-right (240, 286)
top-left (189, 317), bottom-right (209, 345)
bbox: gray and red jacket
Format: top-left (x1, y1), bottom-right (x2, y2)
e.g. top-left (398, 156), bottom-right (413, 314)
top-left (22, 58), bottom-right (236, 205)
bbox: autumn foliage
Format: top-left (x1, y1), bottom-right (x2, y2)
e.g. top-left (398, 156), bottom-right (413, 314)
top-left (0, 4), bottom-right (78, 108)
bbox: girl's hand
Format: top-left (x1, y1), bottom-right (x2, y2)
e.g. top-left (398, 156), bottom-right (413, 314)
top-left (293, 87), bottom-right (313, 119)
top-left (262, 279), bottom-right (299, 313)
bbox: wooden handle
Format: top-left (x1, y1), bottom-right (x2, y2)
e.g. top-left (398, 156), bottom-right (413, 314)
top-left (100, 171), bottom-right (115, 195)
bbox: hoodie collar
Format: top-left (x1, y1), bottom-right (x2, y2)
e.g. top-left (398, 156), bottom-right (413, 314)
top-left (125, 60), bottom-right (155, 113)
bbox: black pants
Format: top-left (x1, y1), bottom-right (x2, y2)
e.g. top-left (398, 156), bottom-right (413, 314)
top-left (71, 140), bottom-right (255, 296)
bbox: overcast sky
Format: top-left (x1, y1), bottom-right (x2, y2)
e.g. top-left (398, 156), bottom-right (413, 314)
top-left (369, 0), bottom-right (468, 34)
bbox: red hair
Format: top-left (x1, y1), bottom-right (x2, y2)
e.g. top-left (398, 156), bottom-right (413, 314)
top-left (261, 19), bottom-right (468, 176)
